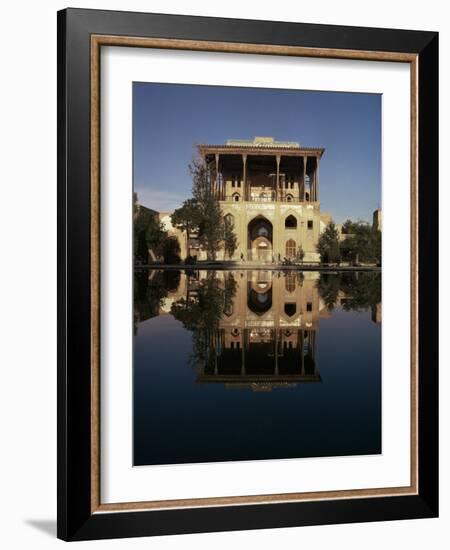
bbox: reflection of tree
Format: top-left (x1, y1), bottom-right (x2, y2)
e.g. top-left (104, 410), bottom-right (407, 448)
top-left (340, 272), bottom-right (381, 311)
top-left (171, 272), bottom-right (236, 370)
top-left (133, 270), bottom-right (180, 334)
top-left (134, 269), bottom-right (153, 333)
top-left (317, 272), bottom-right (381, 312)
top-left (317, 273), bottom-right (341, 310)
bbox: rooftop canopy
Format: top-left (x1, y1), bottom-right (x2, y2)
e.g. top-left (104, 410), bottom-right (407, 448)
top-left (226, 136), bottom-right (300, 148)
top-left (198, 136), bottom-right (324, 156)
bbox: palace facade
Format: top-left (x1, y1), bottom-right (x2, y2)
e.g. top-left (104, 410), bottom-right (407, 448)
top-left (192, 136), bottom-right (331, 263)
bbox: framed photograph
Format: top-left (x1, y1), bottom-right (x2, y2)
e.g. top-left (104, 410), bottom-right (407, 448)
top-left (57, 8), bottom-right (438, 541)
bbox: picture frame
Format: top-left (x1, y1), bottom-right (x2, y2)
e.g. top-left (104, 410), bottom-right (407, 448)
top-left (57, 7), bottom-right (438, 541)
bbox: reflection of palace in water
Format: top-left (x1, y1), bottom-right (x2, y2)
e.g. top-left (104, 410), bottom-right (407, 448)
top-left (160, 270), bottom-right (333, 391)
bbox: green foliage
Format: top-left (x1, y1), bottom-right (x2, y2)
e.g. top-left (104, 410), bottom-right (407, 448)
top-left (133, 193), bottom-right (167, 263)
top-left (339, 271), bottom-right (381, 311)
top-left (171, 272), bottom-right (236, 332)
top-left (171, 198), bottom-right (203, 242)
top-left (189, 158), bottom-right (223, 260)
top-left (317, 219), bottom-right (381, 266)
top-left (341, 219), bottom-right (355, 234)
top-left (201, 199), bottom-right (224, 261)
top-left (223, 218), bottom-right (238, 259)
top-left (133, 270), bottom-right (180, 333)
top-left (340, 221), bottom-right (381, 265)
top-left (317, 221), bottom-right (341, 263)
top-left (316, 273), bottom-right (341, 310)
top-left (160, 236), bottom-right (181, 264)
top-left (171, 272), bottom-right (237, 369)
top-left (316, 271), bottom-right (381, 312)
top-left (296, 245), bottom-right (305, 264)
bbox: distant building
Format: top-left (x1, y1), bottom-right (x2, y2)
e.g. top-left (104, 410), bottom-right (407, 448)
top-left (373, 208), bottom-right (382, 231)
top-left (133, 202), bottom-right (158, 222)
top-left (336, 223), bottom-right (351, 242)
top-left (159, 211), bottom-right (188, 259)
top-left (133, 203), bottom-right (160, 262)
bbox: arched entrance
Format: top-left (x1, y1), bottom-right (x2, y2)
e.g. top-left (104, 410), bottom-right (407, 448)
top-left (247, 216), bottom-right (273, 262)
top-left (285, 239), bottom-right (296, 260)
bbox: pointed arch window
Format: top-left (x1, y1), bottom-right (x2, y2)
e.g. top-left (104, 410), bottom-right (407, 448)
top-left (285, 215), bottom-right (297, 229)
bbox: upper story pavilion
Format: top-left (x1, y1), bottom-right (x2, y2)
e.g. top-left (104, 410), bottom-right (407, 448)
top-left (198, 136), bottom-right (324, 204)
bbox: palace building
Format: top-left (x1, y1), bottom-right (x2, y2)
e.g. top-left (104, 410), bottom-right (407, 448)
top-left (194, 136), bottom-right (332, 263)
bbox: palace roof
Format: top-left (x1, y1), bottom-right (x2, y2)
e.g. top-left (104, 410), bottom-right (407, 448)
top-left (198, 137), bottom-right (324, 155)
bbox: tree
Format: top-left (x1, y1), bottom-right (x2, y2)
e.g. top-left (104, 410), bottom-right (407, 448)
top-left (316, 273), bottom-right (341, 310)
top-left (200, 198), bottom-right (224, 260)
top-left (340, 221), bottom-right (381, 265)
top-left (341, 219), bottom-right (355, 234)
top-left (188, 157), bottom-right (237, 261)
top-left (133, 193), bottom-right (167, 263)
top-left (145, 218), bottom-right (167, 257)
top-left (171, 198), bottom-right (203, 258)
top-left (223, 218), bottom-right (238, 260)
top-left (317, 221), bottom-right (341, 264)
top-left (296, 245), bottom-right (305, 265)
top-left (160, 235), bottom-right (181, 264)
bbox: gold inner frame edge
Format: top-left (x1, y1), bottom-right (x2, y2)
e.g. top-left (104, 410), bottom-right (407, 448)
top-left (90, 34), bottom-right (419, 514)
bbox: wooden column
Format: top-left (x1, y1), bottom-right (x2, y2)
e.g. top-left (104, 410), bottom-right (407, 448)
top-left (303, 155), bottom-right (307, 201)
top-left (276, 155), bottom-right (281, 202)
top-left (316, 157), bottom-right (320, 202)
top-left (242, 154), bottom-right (247, 201)
top-left (215, 153), bottom-right (220, 198)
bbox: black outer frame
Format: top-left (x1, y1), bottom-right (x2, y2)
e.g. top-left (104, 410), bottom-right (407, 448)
top-left (57, 8), bottom-right (438, 541)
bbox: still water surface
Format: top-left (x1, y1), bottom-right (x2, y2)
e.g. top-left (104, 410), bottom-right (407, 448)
top-left (133, 269), bottom-right (381, 466)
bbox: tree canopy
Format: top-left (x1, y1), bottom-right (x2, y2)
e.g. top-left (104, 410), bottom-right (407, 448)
top-left (171, 198), bottom-right (203, 241)
top-left (317, 219), bottom-right (381, 266)
top-left (171, 157), bottom-right (238, 261)
top-left (133, 192), bottom-right (167, 263)
top-left (223, 217), bottom-right (238, 260)
top-left (317, 221), bottom-right (341, 263)
top-left (340, 221), bottom-right (381, 265)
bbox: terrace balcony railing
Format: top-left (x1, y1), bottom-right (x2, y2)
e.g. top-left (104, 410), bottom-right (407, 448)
top-left (222, 195), bottom-right (309, 204)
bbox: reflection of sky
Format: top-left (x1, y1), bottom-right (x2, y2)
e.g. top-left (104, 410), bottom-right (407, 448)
top-left (133, 306), bottom-right (381, 466)
top-left (133, 83), bottom-right (381, 223)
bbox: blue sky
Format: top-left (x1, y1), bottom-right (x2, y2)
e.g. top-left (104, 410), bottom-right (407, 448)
top-left (133, 82), bottom-right (381, 224)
